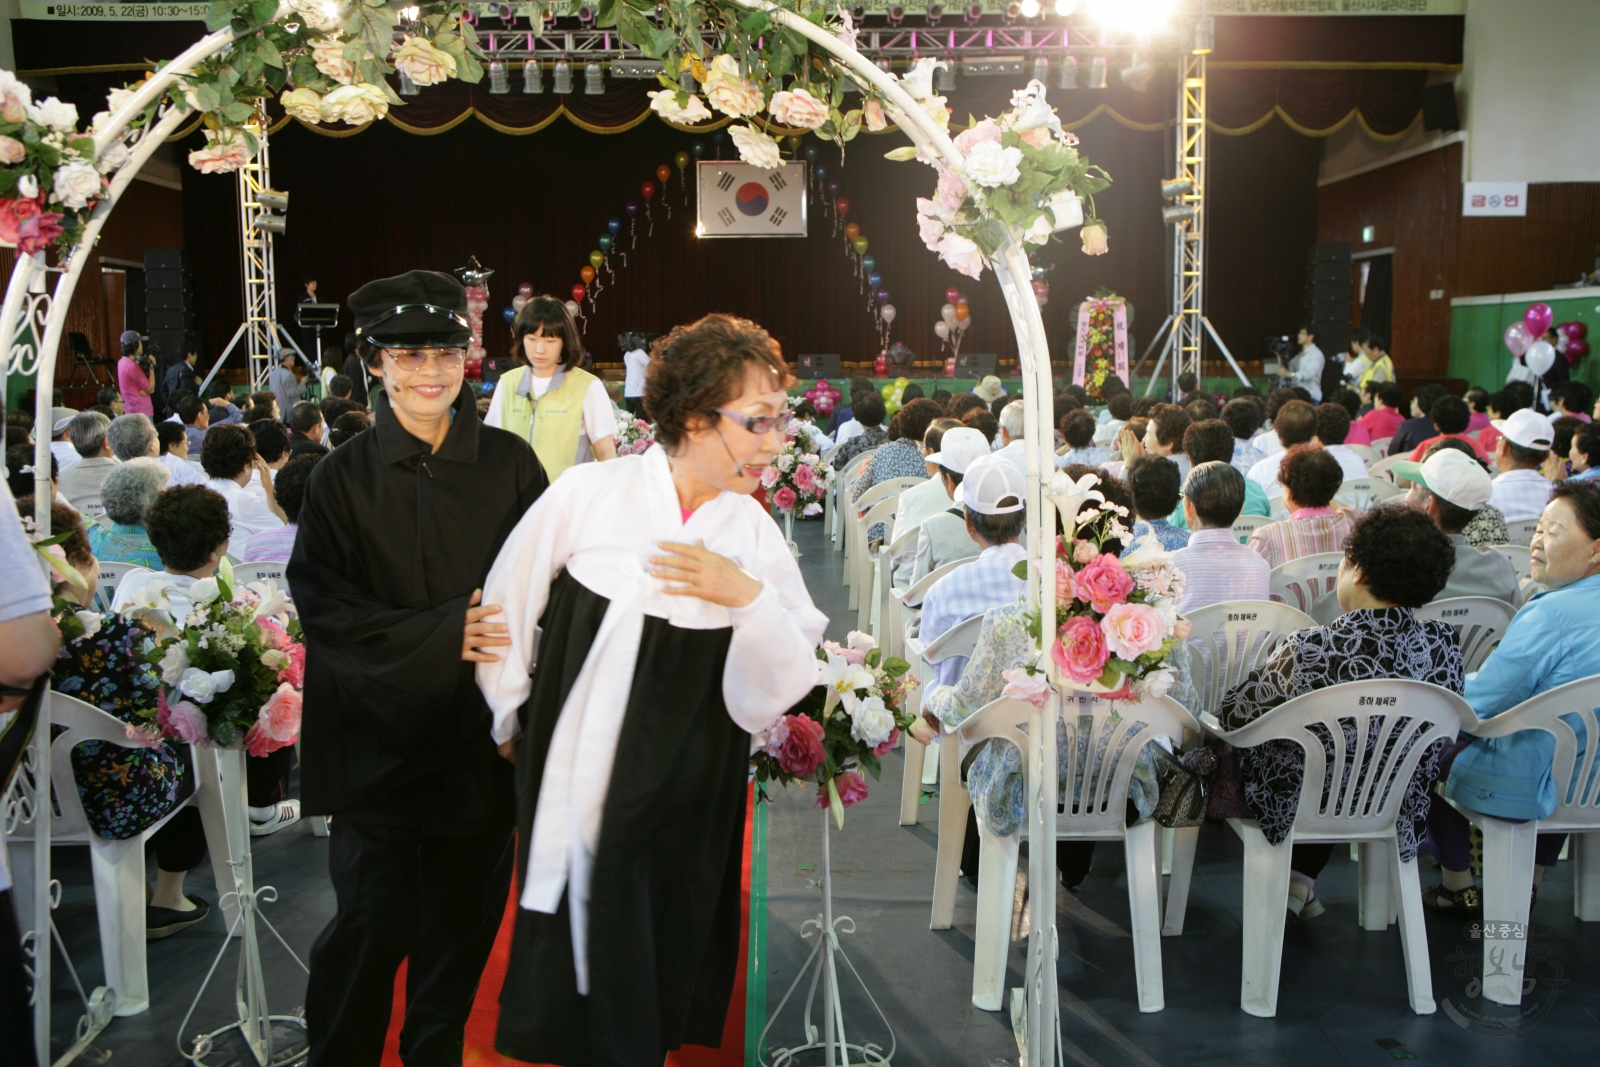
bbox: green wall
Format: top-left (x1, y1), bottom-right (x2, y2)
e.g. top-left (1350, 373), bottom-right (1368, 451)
top-left (1448, 288), bottom-right (1600, 394)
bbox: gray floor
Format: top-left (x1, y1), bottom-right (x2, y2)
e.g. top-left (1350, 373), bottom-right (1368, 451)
top-left (31, 512), bottom-right (1600, 1066)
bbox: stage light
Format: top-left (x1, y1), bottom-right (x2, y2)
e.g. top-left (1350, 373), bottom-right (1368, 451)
top-left (936, 57), bottom-right (957, 92)
top-left (1019, 0), bottom-right (1041, 18)
top-left (1002, 2), bottom-right (1021, 24)
top-left (886, 4), bottom-right (904, 26)
top-left (1160, 178), bottom-right (1193, 197)
top-left (397, 68), bottom-right (420, 96)
top-left (926, 3), bottom-right (943, 26)
top-left (577, 4), bottom-right (596, 27)
top-left (1031, 55), bottom-right (1048, 84)
top-left (257, 213), bottom-right (287, 235)
top-left (258, 189), bottom-right (288, 211)
top-left (523, 60), bottom-right (544, 94)
top-left (1056, 54), bottom-right (1078, 89)
top-left (1086, 0), bottom-right (1177, 33)
top-left (1088, 55), bottom-right (1107, 88)
top-left (584, 61), bottom-right (604, 94)
top-left (1120, 53), bottom-right (1153, 91)
top-left (1193, 15), bottom-right (1215, 54)
top-left (850, 4), bottom-right (865, 20)
top-left (553, 58), bottom-right (573, 94)
top-left (1054, 0), bottom-right (1077, 14)
top-left (1162, 204), bottom-right (1196, 225)
top-left (964, 2), bottom-right (983, 24)
top-left (256, 192), bottom-right (287, 234)
top-left (488, 60), bottom-right (510, 94)
top-left (400, 5), bottom-right (419, 22)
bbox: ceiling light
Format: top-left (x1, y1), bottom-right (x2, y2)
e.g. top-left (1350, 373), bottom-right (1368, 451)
top-left (1162, 204), bottom-right (1196, 225)
top-left (886, 3), bottom-right (905, 26)
top-left (926, 2), bottom-right (943, 25)
top-left (1056, 54), bottom-right (1078, 89)
top-left (553, 58), bottom-right (573, 94)
top-left (1160, 178), bottom-right (1193, 197)
top-left (936, 58), bottom-right (957, 92)
top-left (1086, 0), bottom-right (1177, 33)
top-left (256, 212), bottom-right (287, 235)
top-left (523, 60), bottom-right (544, 94)
top-left (1019, 0), bottom-right (1041, 17)
top-left (584, 61), bottom-right (604, 95)
top-left (1031, 55), bottom-right (1048, 84)
top-left (488, 60), bottom-right (509, 94)
top-left (1088, 55), bottom-right (1107, 88)
top-left (1193, 15), bottom-right (1215, 55)
top-left (964, 2), bottom-right (983, 24)
top-left (1054, 0), bottom-right (1077, 13)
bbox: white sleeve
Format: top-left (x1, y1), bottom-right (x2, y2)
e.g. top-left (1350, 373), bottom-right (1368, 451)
top-left (721, 507), bottom-right (830, 733)
top-left (484, 382), bottom-right (506, 429)
top-left (476, 477), bottom-right (579, 743)
top-left (583, 380), bottom-right (618, 444)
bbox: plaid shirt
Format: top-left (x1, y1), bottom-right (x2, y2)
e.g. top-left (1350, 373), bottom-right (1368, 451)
top-left (1488, 469), bottom-right (1553, 522)
top-left (853, 438), bottom-right (930, 540)
top-left (1246, 507), bottom-right (1355, 570)
top-left (917, 542), bottom-right (1027, 687)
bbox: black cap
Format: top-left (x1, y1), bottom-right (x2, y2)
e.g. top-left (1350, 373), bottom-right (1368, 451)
top-left (349, 270), bottom-right (472, 349)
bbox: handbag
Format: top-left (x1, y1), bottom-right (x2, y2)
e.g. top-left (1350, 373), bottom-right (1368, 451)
top-left (1150, 744), bottom-right (1207, 828)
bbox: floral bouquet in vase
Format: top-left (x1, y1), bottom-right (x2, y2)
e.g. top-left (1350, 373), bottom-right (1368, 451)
top-left (762, 437), bottom-right (833, 518)
top-left (616, 416), bottom-right (656, 457)
top-left (752, 632), bottom-right (919, 828)
top-left (1018, 471), bottom-right (1189, 701)
top-left (126, 569), bottom-right (304, 756)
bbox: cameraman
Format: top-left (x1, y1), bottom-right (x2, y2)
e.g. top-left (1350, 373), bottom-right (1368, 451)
top-left (116, 330), bottom-right (156, 418)
top-left (1279, 324), bottom-right (1324, 403)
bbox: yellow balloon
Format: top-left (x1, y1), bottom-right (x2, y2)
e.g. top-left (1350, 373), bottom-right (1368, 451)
top-left (895, 376), bottom-right (909, 387)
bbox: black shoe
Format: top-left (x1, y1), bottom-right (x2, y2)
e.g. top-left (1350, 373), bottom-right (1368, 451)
top-left (1422, 883), bottom-right (1482, 918)
top-left (147, 895), bottom-right (210, 939)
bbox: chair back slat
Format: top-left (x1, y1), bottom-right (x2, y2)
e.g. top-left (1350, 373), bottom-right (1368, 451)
top-left (1414, 596), bottom-right (1516, 673)
top-left (1268, 552), bottom-right (1345, 617)
top-left (1506, 518), bottom-right (1541, 548)
top-left (95, 561), bottom-right (149, 612)
top-left (232, 561), bottom-right (289, 587)
top-left (924, 613), bottom-right (985, 665)
top-left (1334, 477), bottom-right (1404, 513)
top-left (1230, 515), bottom-right (1271, 545)
top-left (852, 472), bottom-right (916, 512)
top-left (1465, 675), bottom-right (1600, 820)
top-left (1184, 601), bottom-right (1315, 717)
top-left (1367, 453), bottom-right (1404, 481)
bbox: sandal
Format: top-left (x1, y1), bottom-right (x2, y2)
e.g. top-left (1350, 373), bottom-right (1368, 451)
top-left (249, 799), bottom-right (301, 837)
top-left (1422, 883), bottom-right (1482, 917)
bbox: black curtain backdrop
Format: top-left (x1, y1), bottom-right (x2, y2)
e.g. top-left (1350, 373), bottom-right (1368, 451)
top-left (180, 82), bottom-right (1319, 376)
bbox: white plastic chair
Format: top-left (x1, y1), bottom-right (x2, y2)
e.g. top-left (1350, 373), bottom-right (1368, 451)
top-left (961, 693), bottom-right (1200, 1012)
top-left (1449, 674), bottom-right (1600, 1005)
top-left (1370, 436), bottom-right (1394, 455)
top-left (1201, 679), bottom-right (1470, 1017)
top-left (878, 524), bottom-right (921, 656)
top-left (847, 476), bottom-right (919, 613)
top-left (1414, 596), bottom-right (1516, 673)
top-left (892, 559), bottom-right (975, 824)
top-left (1334, 476), bottom-right (1404, 513)
top-left (95, 561), bottom-right (149, 612)
top-left (821, 442), bottom-right (844, 550)
top-left (1345, 443), bottom-right (1381, 465)
top-left (1230, 514), bottom-right (1271, 545)
top-left (1368, 453), bottom-right (1406, 482)
top-left (1505, 517), bottom-right (1541, 547)
top-left (839, 459), bottom-right (888, 597)
top-left (1268, 552), bottom-right (1345, 617)
top-left (231, 560), bottom-right (289, 586)
top-left (857, 495), bottom-right (902, 633)
top-left (906, 614), bottom-right (984, 913)
top-left (1490, 543), bottom-right (1533, 584)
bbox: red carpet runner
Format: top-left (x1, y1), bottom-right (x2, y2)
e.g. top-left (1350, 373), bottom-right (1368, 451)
top-left (379, 788), bottom-right (756, 1066)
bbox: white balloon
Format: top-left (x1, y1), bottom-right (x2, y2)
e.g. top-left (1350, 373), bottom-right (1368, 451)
top-left (941, 303), bottom-right (958, 328)
top-left (880, 303), bottom-right (896, 325)
top-left (511, 295), bottom-right (529, 311)
top-left (1526, 340), bottom-right (1556, 377)
top-left (934, 322), bottom-right (951, 340)
top-left (564, 300), bottom-right (584, 318)
top-left (955, 315), bottom-right (971, 331)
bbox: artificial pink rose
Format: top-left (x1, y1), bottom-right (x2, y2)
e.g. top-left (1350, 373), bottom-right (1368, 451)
top-left (768, 87), bottom-right (829, 130)
top-left (258, 617), bottom-right (294, 652)
top-left (0, 195), bottom-right (42, 247)
top-left (243, 723), bottom-right (277, 758)
top-left (1054, 561), bottom-right (1074, 601)
top-left (1100, 602), bottom-right (1167, 660)
top-left (0, 94), bottom-right (26, 125)
top-left (936, 232), bottom-right (985, 280)
top-left (821, 639), bottom-right (866, 666)
top-left (1101, 678), bottom-right (1135, 702)
top-left (1073, 553), bottom-right (1134, 612)
top-left (934, 168), bottom-right (970, 216)
top-left (953, 118), bottom-right (1001, 155)
top-left (863, 97), bottom-right (887, 132)
top-left (256, 682), bottom-right (302, 746)
top-left (773, 486), bottom-right (798, 511)
top-left (1002, 668), bottom-right (1051, 708)
top-left (15, 210), bottom-right (63, 255)
top-left (816, 770), bottom-right (869, 810)
top-left (1073, 539), bottom-right (1099, 565)
top-left (0, 136), bottom-right (24, 165)
top-left (873, 727), bottom-right (900, 758)
top-left (776, 713), bottom-right (826, 778)
top-left (793, 462), bottom-right (816, 493)
top-left (276, 642), bottom-right (305, 688)
top-left (915, 199), bottom-right (945, 252)
top-left (759, 464), bottom-right (781, 489)
top-left (157, 689), bottom-right (210, 746)
top-left (1052, 615), bottom-right (1109, 684)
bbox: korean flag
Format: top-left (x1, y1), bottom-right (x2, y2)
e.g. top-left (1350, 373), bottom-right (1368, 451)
top-left (696, 161), bottom-right (808, 239)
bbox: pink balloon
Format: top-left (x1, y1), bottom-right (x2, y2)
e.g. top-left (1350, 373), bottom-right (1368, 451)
top-left (1504, 321), bottom-right (1532, 358)
top-left (1566, 339), bottom-right (1590, 364)
top-left (1524, 302), bottom-right (1554, 338)
top-left (945, 287), bottom-right (961, 305)
top-left (1560, 320), bottom-right (1589, 342)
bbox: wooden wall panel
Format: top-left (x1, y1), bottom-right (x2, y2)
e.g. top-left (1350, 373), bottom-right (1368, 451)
top-left (1456, 182), bottom-right (1600, 296)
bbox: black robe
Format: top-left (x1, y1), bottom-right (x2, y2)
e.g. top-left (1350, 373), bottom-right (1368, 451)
top-left (287, 388), bottom-right (547, 829)
top-left (494, 571), bottom-right (750, 1067)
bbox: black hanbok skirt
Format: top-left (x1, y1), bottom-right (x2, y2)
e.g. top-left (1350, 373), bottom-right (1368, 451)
top-left (496, 570), bottom-right (749, 1067)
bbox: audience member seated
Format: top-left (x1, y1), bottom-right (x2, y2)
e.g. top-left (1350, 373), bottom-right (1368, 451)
top-left (961, 406), bottom-right (999, 450)
top-left (247, 418), bottom-right (291, 511)
top-left (49, 407), bottom-right (82, 473)
top-left (914, 456), bottom-right (1027, 686)
top-left (1093, 391), bottom-right (1132, 447)
top-left (88, 459), bottom-right (168, 568)
top-left (1477, 388), bottom-right (1523, 456)
top-left (1059, 410), bottom-right (1112, 467)
top-left (106, 413), bottom-right (158, 466)
top-left (1488, 409), bottom-right (1555, 521)
top-left (1250, 388), bottom-right (1299, 456)
top-left (1171, 462), bottom-right (1271, 613)
top-left (1546, 416), bottom-right (1581, 482)
top-left (830, 392), bottom-right (886, 471)
top-left (1550, 381), bottom-right (1593, 424)
top-left (894, 425), bottom-right (987, 590)
top-left (1387, 383), bottom-right (1449, 456)
top-left (328, 409), bottom-right (373, 447)
top-left (852, 398), bottom-right (943, 539)
top-left (57, 411), bottom-right (117, 514)
top-left (1425, 481), bottom-right (1600, 915)
top-left (1247, 400), bottom-right (1319, 501)
top-left (288, 400), bottom-right (330, 457)
top-left (319, 396), bottom-right (361, 430)
top-left (154, 420), bottom-right (206, 488)
top-left (1465, 386), bottom-right (1493, 435)
top-left (243, 452), bottom-right (321, 563)
top-left (1329, 388), bottom-right (1371, 445)
top-left (1247, 446), bottom-right (1354, 569)
top-left (1569, 421), bottom-right (1600, 482)
top-left (1219, 506), bottom-right (1463, 919)
top-left (1406, 395), bottom-right (1486, 461)
top-left (1221, 397), bottom-right (1266, 474)
top-left (1127, 403), bottom-right (1192, 482)
top-left (1394, 449), bottom-right (1518, 604)
top-left (175, 393), bottom-right (211, 454)
top-left (831, 378), bottom-right (874, 442)
top-left (946, 390), bottom-right (988, 422)
top-left (1125, 455), bottom-right (1189, 553)
top-left (16, 499), bottom-right (214, 935)
top-left (1313, 403), bottom-right (1370, 480)
top-left (4, 444), bottom-right (57, 506)
top-left (200, 423), bottom-right (285, 541)
top-left (327, 373), bottom-right (354, 401)
top-left (1170, 419), bottom-right (1271, 531)
top-left (249, 391), bottom-right (279, 423)
top-left (1356, 381), bottom-right (1406, 445)
top-left (992, 400), bottom-right (1032, 475)
top-left (1416, 439), bottom-right (1512, 547)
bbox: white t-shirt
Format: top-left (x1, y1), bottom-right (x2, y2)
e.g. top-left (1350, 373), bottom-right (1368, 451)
top-left (159, 453), bottom-right (207, 487)
top-left (622, 349), bottom-right (650, 398)
top-left (835, 419), bottom-right (864, 446)
top-left (206, 477), bottom-right (284, 541)
top-left (50, 439), bottom-right (82, 473)
top-left (485, 375), bottom-right (619, 447)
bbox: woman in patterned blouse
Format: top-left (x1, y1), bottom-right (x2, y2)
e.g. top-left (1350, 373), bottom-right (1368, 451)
top-left (1218, 506), bottom-right (1464, 920)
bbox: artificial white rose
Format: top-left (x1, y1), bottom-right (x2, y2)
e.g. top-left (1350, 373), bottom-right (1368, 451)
top-left (647, 90), bottom-right (713, 125)
top-left (1021, 211), bottom-right (1054, 246)
top-left (188, 576), bottom-right (220, 605)
top-left (74, 611), bottom-right (102, 638)
top-left (0, 71), bottom-right (33, 109)
top-left (160, 643), bottom-right (190, 685)
top-left (16, 173), bottom-right (37, 199)
top-left (312, 38), bottom-right (358, 85)
top-left (176, 666), bottom-right (235, 705)
top-left (849, 695), bottom-right (895, 747)
top-left (728, 123), bottom-right (781, 169)
top-left (863, 98), bottom-right (887, 132)
top-left (29, 96), bottom-right (79, 133)
top-left (105, 86), bottom-right (137, 116)
top-left (392, 35), bottom-right (457, 87)
top-left (51, 160), bottom-right (101, 210)
top-left (702, 54), bottom-right (763, 118)
top-left (846, 630), bottom-right (878, 655)
top-left (962, 141), bottom-right (1023, 188)
top-left (1132, 668), bottom-right (1176, 700)
top-left (320, 83), bottom-right (390, 126)
top-left (280, 87), bottom-right (325, 124)
top-left (768, 87), bottom-right (828, 130)
top-left (187, 129), bottom-right (253, 174)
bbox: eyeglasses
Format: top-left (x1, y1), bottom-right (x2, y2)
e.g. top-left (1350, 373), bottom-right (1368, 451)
top-left (716, 407), bottom-right (785, 435)
top-left (384, 348), bottom-right (466, 371)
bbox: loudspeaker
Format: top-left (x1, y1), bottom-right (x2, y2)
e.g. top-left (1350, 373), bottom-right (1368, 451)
top-left (797, 353), bottom-right (841, 379)
top-left (955, 352), bottom-right (997, 378)
top-left (146, 309), bottom-right (194, 331)
top-left (1306, 243), bottom-right (1351, 400)
top-left (1421, 83), bottom-right (1459, 132)
top-left (146, 268), bottom-right (188, 291)
top-left (144, 250), bottom-right (189, 271)
top-left (145, 250), bottom-right (200, 374)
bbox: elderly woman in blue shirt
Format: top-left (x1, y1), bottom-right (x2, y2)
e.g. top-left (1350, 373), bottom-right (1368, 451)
top-left (1425, 480), bottom-right (1600, 914)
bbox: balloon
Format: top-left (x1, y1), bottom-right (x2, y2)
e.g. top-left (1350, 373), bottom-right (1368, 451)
top-left (1504, 321), bottom-right (1532, 357)
top-left (1524, 302), bottom-right (1554, 337)
top-left (689, 141), bottom-right (706, 159)
top-left (803, 145), bottom-right (819, 163)
top-left (853, 236), bottom-right (869, 255)
top-left (571, 284), bottom-right (587, 302)
top-left (641, 181), bottom-right (656, 201)
top-left (608, 218), bottom-right (622, 236)
top-left (519, 282), bottom-right (534, 297)
top-left (712, 130), bottom-right (726, 145)
top-left (836, 198), bottom-right (851, 217)
top-left (815, 164), bottom-right (828, 181)
top-left (564, 299), bottom-right (582, 318)
top-left (826, 181), bottom-right (840, 196)
top-left (880, 303), bottom-right (896, 325)
top-left (625, 202), bottom-right (639, 217)
top-left (599, 234), bottom-right (613, 252)
top-left (655, 164), bottom-right (671, 184)
top-left (876, 290), bottom-right (890, 304)
top-left (941, 303), bottom-right (957, 328)
top-left (946, 287), bottom-right (962, 305)
top-left (880, 383), bottom-right (895, 399)
top-left (934, 321), bottom-right (950, 340)
top-left (1031, 280), bottom-right (1050, 306)
top-left (589, 251), bottom-right (604, 270)
top-left (867, 272), bottom-right (882, 289)
top-left (860, 255), bottom-right (876, 274)
top-left (503, 306), bottom-right (517, 323)
top-left (512, 294), bottom-right (529, 311)
top-left (1526, 340), bottom-right (1556, 377)
top-left (955, 315), bottom-right (970, 331)
top-left (1563, 321), bottom-right (1588, 341)
top-left (1566, 339), bottom-right (1590, 364)
top-left (786, 135), bottom-right (801, 152)
top-left (674, 151), bottom-right (690, 171)
top-left (954, 303), bottom-right (970, 322)
top-left (844, 221), bottom-right (860, 241)
top-left (580, 265), bottom-right (596, 284)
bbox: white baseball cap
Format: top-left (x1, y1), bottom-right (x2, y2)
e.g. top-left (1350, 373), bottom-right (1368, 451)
top-left (953, 453), bottom-right (1027, 515)
top-left (925, 426), bottom-right (990, 475)
top-left (1392, 448), bottom-right (1492, 511)
top-left (1490, 408), bottom-right (1555, 451)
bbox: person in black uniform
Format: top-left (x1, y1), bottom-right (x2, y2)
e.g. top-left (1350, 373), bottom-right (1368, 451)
top-left (289, 270), bottom-right (548, 1066)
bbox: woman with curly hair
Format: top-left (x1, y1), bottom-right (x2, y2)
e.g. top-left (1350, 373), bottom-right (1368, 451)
top-left (1218, 505), bottom-right (1464, 920)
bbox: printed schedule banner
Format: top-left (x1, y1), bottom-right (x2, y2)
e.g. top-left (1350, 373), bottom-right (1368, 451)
top-left (20, 1), bottom-right (208, 18)
top-left (696, 162), bottom-right (808, 239)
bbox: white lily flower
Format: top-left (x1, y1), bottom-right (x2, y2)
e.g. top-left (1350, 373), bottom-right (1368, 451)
top-left (819, 654), bottom-right (875, 716)
top-left (188, 577), bottom-right (220, 605)
top-left (1047, 469), bottom-right (1105, 534)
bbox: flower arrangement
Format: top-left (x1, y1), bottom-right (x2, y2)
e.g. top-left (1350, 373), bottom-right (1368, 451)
top-left (1016, 471), bottom-right (1188, 702)
top-left (900, 78), bottom-right (1112, 279)
top-left (616, 416), bottom-right (657, 457)
top-left (124, 570), bottom-right (305, 756)
top-left (1081, 293), bottom-right (1122, 398)
top-left (761, 436), bottom-right (833, 517)
top-left (751, 632), bottom-right (918, 827)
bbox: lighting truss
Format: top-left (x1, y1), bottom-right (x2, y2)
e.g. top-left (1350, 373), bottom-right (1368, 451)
top-left (237, 104), bottom-right (285, 390)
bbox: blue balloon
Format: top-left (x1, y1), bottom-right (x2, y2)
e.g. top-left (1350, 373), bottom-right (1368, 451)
top-left (803, 145), bottom-right (819, 163)
top-left (690, 140), bottom-right (707, 159)
top-left (712, 130), bottom-right (726, 144)
top-left (607, 218), bottom-right (622, 236)
top-left (867, 272), bottom-right (882, 289)
top-left (503, 306), bottom-right (516, 322)
top-left (815, 164), bottom-right (828, 181)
